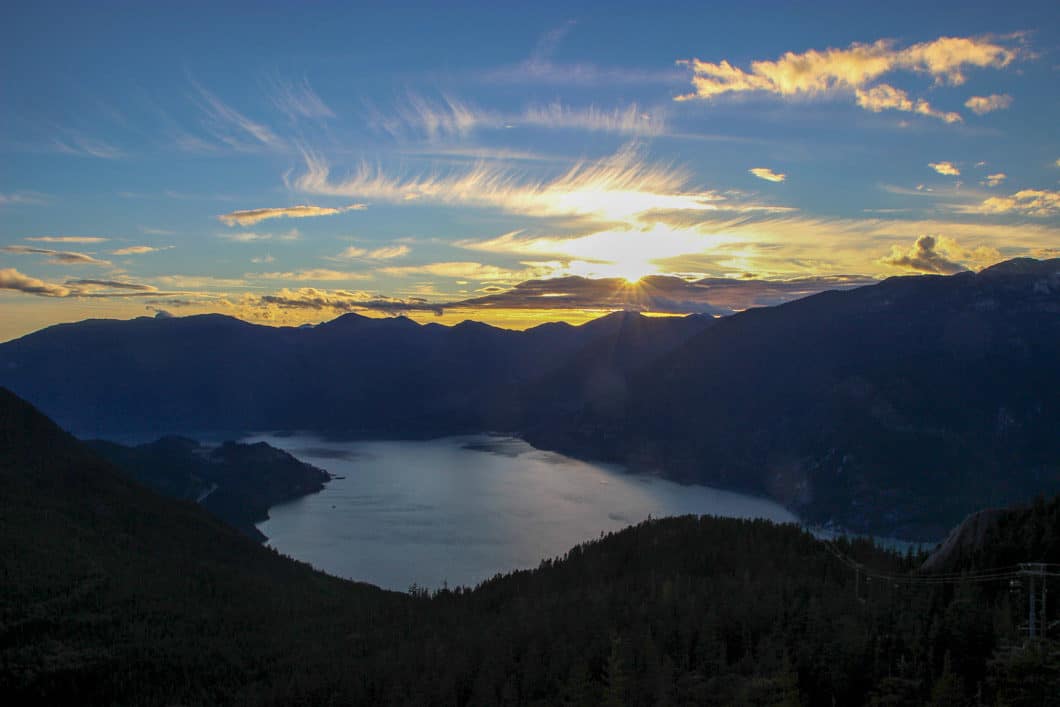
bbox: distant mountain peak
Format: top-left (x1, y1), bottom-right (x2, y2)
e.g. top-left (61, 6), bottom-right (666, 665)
top-left (978, 256), bottom-right (1060, 277)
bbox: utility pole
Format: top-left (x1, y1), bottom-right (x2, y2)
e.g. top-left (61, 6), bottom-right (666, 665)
top-left (1019, 563), bottom-right (1049, 641)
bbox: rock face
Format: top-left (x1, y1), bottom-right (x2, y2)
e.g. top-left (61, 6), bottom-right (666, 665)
top-left (920, 508), bottom-right (1007, 572)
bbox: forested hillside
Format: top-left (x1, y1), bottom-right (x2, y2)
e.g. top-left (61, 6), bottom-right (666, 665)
top-left (3, 388), bottom-right (1057, 705)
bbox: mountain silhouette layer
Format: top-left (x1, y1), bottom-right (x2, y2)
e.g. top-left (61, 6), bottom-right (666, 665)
top-left (2, 258), bottom-right (1057, 537)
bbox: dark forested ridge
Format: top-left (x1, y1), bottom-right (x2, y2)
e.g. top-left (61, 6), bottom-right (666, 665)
top-left (2, 388), bottom-right (1058, 705)
top-left (529, 257), bottom-right (1060, 539)
top-left (1, 258), bottom-right (1057, 538)
top-left (85, 436), bottom-right (331, 540)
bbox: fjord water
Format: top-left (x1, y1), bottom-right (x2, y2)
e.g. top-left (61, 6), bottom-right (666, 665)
top-left (249, 434), bottom-right (797, 591)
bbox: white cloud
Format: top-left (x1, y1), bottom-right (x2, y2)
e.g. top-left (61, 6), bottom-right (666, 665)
top-left (964, 93), bottom-right (1013, 114)
top-left (982, 173), bottom-right (1006, 187)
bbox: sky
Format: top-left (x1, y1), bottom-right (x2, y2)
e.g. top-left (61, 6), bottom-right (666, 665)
top-left (2, 0), bottom-right (1058, 341)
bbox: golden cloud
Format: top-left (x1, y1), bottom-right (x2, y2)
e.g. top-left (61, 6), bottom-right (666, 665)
top-left (218, 204), bottom-right (366, 227)
top-left (0, 267), bottom-right (71, 297)
top-left (678, 35), bottom-right (1017, 100)
top-left (749, 167), bottom-right (786, 183)
top-left (968, 189), bottom-right (1060, 217)
top-left (25, 236), bottom-right (109, 244)
top-left (929, 162), bottom-right (961, 176)
top-left (855, 84), bottom-right (961, 123)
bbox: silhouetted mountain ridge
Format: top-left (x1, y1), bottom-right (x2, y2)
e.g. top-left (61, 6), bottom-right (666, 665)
top-left (2, 258), bottom-right (1057, 537)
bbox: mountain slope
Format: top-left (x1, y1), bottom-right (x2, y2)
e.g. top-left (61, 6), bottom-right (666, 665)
top-left (86, 436), bottom-right (331, 540)
top-left (2, 387), bottom-right (1057, 705)
top-left (0, 387), bottom-right (399, 703)
top-left (525, 258), bottom-right (1060, 538)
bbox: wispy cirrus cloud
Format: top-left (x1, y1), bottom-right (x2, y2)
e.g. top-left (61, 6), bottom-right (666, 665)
top-left (219, 228), bottom-right (301, 243)
top-left (291, 145), bottom-right (726, 223)
top-left (190, 80), bottom-right (283, 151)
top-left (249, 269), bottom-right (371, 282)
top-left (218, 203), bottom-right (366, 226)
top-left (25, 236), bottom-right (108, 244)
top-left (749, 167), bottom-right (786, 183)
top-left (112, 245), bottom-right (168, 255)
top-left (378, 261), bottom-right (559, 282)
top-left (0, 191), bottom-right (48, 206)
top-left (332, 244), bottom-right (411, 260)
top-left (52, 132), bottom-right (125, 159)
top-left (677, 34), bottom-right (1020, 122)
top-left (372, 93), bottom-right (667, 140)
top-left (965, 93), bottom-right (1013, 114)
top-left (268, 77), bottom-right (335, 121)
top-left (1, 245), bottom-right (111, 266)
top-left (482, 21), bottom-right (683, 86)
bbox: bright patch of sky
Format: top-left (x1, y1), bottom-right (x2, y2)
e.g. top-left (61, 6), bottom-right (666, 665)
top-left (1, 0), bottom-right (1058, 339)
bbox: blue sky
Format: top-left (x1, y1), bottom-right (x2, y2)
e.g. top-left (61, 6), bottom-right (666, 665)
top-left (2, 0), bottom-right (1058, 339)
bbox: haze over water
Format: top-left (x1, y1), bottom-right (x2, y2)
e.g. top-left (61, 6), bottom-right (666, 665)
top-left (250, 434), bottom-right (797, 591)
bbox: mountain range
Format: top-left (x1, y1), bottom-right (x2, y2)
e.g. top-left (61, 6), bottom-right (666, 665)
top-left (2, 257), bottom-right (1058, 538)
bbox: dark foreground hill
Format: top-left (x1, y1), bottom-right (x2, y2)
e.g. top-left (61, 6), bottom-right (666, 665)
top-left (86, 436), bottom-right (331, 540)
top-left (2, 259), bottom-right (1057, 539)
top-left (2, 388), bottom-right (1058, 705)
